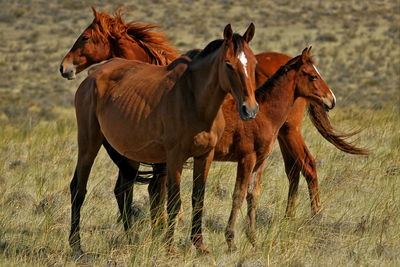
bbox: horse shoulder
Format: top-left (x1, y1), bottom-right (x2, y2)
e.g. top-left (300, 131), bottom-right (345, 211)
top-left (92, 59), bottom-right (144, 97)
top-left (165, 56), bottom-right (191, 81)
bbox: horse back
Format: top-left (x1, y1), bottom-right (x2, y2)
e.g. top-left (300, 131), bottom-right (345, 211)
top-left (77, 57), bottom-right (191, 162)
top-left (255, 52), bottom-right (292, 86)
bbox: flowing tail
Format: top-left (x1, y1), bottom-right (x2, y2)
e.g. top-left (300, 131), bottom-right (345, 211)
top-left (308, 103), bottom-right (369, 155)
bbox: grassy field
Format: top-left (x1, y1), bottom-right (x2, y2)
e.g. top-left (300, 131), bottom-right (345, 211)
top-left (0, 0), bottom-right (399, 266)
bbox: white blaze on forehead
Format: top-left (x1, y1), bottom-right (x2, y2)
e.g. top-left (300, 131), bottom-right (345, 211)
top-left (330, 89), bottom-right (336, 103)
top-left (238, 51), bottom-right (248, 77)
top-left (313, 65), bottom-right (321, 77)
top-left (313, 64), bottom-right (336, 104)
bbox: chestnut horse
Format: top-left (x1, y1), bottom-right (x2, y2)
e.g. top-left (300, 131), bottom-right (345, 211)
top-left (214, 47), bottom-right (336, 250)
top-left (60, 6), bottom-right (177, 79)
top-left (60, 6), bottom-right (177, 231)
top-left (70, 24), bottom-right (258, 253)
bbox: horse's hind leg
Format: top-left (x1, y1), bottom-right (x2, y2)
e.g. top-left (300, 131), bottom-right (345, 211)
top-left (300, 144), bottom-right (321, 216)
top-left (70, 123), bottom-right (104, 253)
top-left (225, 154), bottom-right (256, 251)
top-left (245, 160), bottom-right (265, 246)
top-left (114, 162), bottom-right (140, 232)
top-left (278, 129), bottom-right (321, 217)
top-left (148, 163), bottom-right (167, 234)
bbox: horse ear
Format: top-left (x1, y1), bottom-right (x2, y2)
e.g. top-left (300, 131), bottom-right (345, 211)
top-left (223, 24), bottom-right (233, 42)
top-left (307, 46), bottom-right (312, 56)
top-left (301, 47), bottom-right (309, 63)
top-left (92, 6), bottom-right (100, 22)
top-left (243, 23), bottom-right (255, 43)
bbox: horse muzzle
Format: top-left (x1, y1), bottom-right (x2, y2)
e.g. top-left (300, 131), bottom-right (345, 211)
top-left (239, 102), bottom-right (259, 121)
top-left (59, 64), bottom-right (76, 80)
top-left (323, 95), bottom-right (336, 111)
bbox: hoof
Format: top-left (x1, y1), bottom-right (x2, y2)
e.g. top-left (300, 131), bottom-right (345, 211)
top-left (127, 232), bottom-right (139, 244)
top-left (193, 238), bottom-right (210, 254)
top-left (69, 236), bottom-right (83, 256)
top-left (225, 229), bottom-right (236, 252)
top-left (227, 243), bottom-right (238, 252)
top-left (166, 245), bottom-right (178, 254)
top-left (71, 246), bottom-right (84, 259)
top-left (196, 244), bottom-right (210, 255)
top-left (311, 210), bottom-right (323, 222)
top-left (245, 231), bottom-right (256, 247)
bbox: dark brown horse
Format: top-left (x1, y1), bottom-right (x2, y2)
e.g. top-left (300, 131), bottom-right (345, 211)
top-left (70, 24), bottom-right (258, 253)
top-left (146, 47), bottom-right (339, 250)
top-left (61, 7), bottom-right (367, 250)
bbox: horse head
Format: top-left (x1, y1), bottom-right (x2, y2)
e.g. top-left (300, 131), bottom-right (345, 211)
top-left (60, 6), bottom-right (113, 79)
top-left (292, 47), bottom-right (336, 111)
top-left (219, 23), bottom-right (259, 120)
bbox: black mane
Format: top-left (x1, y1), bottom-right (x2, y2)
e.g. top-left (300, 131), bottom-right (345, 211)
top-left (255, 55), bottom-right (302, 99)
top-left (194, 33), bottom-right (246, 60)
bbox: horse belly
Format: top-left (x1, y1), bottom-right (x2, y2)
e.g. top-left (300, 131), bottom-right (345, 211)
top-left (105, 128), bottom-right (166, 163)
top-left (120, 141), bottom-right (167, 163)
top-left (98, 109), bottom-right (166, 163)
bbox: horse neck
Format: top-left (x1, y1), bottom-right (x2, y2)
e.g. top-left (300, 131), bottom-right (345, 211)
top-left (112, 37), bottom-right (154, 63)
top-left (184, 52), bottom-right (227, 122)
top-left (258, 69), bottom-right (298, 127)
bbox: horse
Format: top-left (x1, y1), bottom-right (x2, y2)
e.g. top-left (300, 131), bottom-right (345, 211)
top-left (59, 6), bottom-right (178, 230)
top-left (70, 23), bottom-right (258, 253)
top-left (60, 6), bottom-right (177, 79)
top-left (61, 6), bottom-right (367, 249)
top-left (214, 47), bottom-right (336, 250)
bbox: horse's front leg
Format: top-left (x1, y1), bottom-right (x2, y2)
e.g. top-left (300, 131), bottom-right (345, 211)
top-left (165, 151), bottom-right (185, 253)
top-left (191, 149), bottom-right (215, 254)
top-left (225, 153), bottom-right (256, 251)
top-left (70, 114), bottom-right (104, 254)
top-left (245, 159), bottom-right (266, 246)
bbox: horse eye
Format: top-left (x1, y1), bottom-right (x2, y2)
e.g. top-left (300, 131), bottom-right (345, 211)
top-left (310, 75), bottom-right (317, 81)
top-left (82, 36), bottom-right (90, 42)
top-left (226, 63), bottom-right (234, 70)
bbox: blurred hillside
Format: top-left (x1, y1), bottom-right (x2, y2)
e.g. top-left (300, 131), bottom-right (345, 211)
top-left (0, 0), bottom-right (398, 123)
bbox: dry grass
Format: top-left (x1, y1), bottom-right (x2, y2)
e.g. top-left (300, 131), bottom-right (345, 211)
top-left (0, 0), bottom-right (399, 266)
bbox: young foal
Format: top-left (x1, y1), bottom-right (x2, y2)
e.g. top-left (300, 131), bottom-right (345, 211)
top-left (214, 47), bottom-right (336, 250)
top-left (70, 24), bottom-right (258, 253)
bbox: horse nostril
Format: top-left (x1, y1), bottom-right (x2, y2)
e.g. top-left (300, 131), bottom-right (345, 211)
top-left (241, 105), bottom-right (250, 117)
top-left (331, 98), bottom-right (336, 109)
top-left (59, 65), bottom-right (63, 74)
